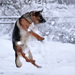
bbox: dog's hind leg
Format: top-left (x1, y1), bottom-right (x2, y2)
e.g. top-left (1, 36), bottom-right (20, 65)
top-left (21, 51), bottom-right (35, 63)
top-left (26, 47), bottom-right (42, 68)
top-left (21, 52), bottom-right (41, 68)
top-left (28, 50), bottom-right (33, 60)
top-left (15, 44), bottom-right (41, 68)
top-left (14, 44), bottom-right (23, 68)
top-left (15, 52), bottom-right (22, 68)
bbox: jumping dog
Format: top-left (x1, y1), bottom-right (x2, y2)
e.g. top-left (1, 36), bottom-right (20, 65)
top-left (12, 10), bottom-right (46, 68)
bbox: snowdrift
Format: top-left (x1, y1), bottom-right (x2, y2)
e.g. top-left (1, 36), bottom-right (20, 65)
top-left (0, 38), bottom-right (75, 75)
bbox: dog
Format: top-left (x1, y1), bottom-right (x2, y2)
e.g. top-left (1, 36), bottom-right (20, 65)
top-left (12, 10), bottom-right (46, 68)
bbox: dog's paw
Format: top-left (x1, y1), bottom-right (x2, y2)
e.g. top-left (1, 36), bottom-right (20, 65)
top-left (38, 38), bottom-right (45, 42)
top-left (38, 37), bottom-right (44, 41)
top-left (40, 38), bottom-right (45, 42)
top-left (37, 66), bottom-right (42, 68)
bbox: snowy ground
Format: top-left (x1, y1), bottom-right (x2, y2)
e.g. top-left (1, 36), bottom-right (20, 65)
top-left (0, 37), bottom-right (75, 75)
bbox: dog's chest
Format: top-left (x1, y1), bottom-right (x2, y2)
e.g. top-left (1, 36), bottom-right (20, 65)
top-left (17, 20), bottom-right (29, 44)
top-left (20, 28), bottom-right (27, 35)
top-left (20, 27), bottom-right (29, 43)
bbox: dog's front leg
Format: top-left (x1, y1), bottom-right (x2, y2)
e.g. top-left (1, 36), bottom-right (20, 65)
top-left (19, 19), bottom-right (44, 41)
top-left (28, 30), bottom-right (44, 41)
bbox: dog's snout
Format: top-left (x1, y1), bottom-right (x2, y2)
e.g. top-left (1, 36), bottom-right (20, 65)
top-left (43, 19), bottom-right (46, 22)
top-left (39, 19), bottom-right (46, 23)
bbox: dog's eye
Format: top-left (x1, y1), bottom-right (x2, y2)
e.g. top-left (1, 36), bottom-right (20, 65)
top-left (39, 15), bottom-right (42, 19)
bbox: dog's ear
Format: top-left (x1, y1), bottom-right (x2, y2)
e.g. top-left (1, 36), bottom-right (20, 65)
top-left (34, 10), bottom-right (43, 16)
top-left (35, 12), bottom-right (40, 16)
top-left (31, 10), bottom-right (43, 16)
top-left (31, 12), bottom-right (39, 16)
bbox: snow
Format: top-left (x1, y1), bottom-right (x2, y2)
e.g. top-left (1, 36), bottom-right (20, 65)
top-left (0, 37), bottom-right (75, 75)
top-left (0, 21), bottom-right (15, 24)
top-left (0, 16), bottom-right (20, 18)
top-left (17, 41), bottom-right (22, 45)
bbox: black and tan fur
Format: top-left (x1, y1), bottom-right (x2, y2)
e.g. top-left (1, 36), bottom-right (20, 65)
top-left (12, 10), bottom-right (46, 68)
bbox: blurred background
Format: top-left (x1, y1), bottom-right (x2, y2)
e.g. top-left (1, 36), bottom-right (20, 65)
top-left (0, 0), bottom-right (75, 44)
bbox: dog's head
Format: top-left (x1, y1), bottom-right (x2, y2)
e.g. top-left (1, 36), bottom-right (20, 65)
top-left (30, 10), bottom-right (46, 24)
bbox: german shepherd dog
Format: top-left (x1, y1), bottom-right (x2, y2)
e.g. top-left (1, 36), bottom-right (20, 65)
top-left (12, 10), bottom-right (46, 68)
